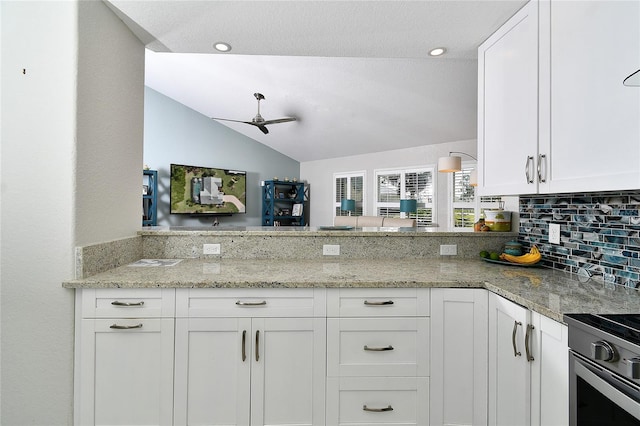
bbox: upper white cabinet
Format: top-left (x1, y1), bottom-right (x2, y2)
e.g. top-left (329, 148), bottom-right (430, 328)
top-left (478, 0), bottom-right (541, 196)
top-left (479, 0), bottom-right (640, 196)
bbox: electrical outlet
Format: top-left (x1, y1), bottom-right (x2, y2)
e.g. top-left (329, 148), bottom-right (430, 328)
top-left (323, 244), bottom-right (340, 256)
top-left (549, 223), bottom-right (561, 245)
top-left (440, 244), bottom-right (457, 256)
top-left (203, 243), bottom-right (221, 255)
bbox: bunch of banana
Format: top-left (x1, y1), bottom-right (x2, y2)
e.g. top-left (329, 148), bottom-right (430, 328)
top-left (499, 245), bottom-right (541, 265)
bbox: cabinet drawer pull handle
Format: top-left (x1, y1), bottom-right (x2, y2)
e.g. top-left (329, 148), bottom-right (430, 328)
top-left (537, 154), bottom-right (547, 183)
top-left (236, 300), bottom-right (267, 306)
top-left (111, 301), bottom-right (144, 307)
top-left (109, 323), bottom-right (143, 329)
top-left (525, 156), bottom-right (534, 184)
top-left (242, 330), bottom-right (247, 362)
top-left (525, 324), bottom-right (535, 362)
top-left (363, 405), bottom-right (393, 412)
top-left (512, 321), bottom-right (522, 357)
top-left (364, 345), bottom-right (394, 351)
top-left (255, 330), bottom-right (260, 362)
top-left (363, 300), bottom-right (394, 306)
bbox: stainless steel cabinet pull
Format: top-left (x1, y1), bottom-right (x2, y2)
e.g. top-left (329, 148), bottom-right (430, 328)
top-left (525, 156), bottom-right (534, 184)
top-left (235, 300), bottom-right (267, 306)
top-left (363, 300), bottom-right (394, 306)
top-left (363, 405), bottom-right (393, 412)
top-left (109, 323), bottom-right (143, 329)
top-left (537, 154), bottom-right (547, 183)
top-left (255, 330), bottom-right (260, 362)
top-left (111, 301), bottom-right (144, 307)
top-left (512, 321), bottom-right (522, 357)
top-left (364, 345), bottom-right (394, 351)
top-left (525, 324), bottom-right (535, 362)
top-left (242, 330), bottom-right (247, 362)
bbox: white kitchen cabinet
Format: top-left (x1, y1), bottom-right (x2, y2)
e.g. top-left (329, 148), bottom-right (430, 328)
top-left (173, 288), bottom-right (326, 426)
top-left (546, 0), bottom-right (640, 193)
top-left (75, 289), bottom-right (176, 426)
top-left (488, 292), bottom-right (568, 426)
top-left (478, 0), bottom-right (640, 196)
top-left (430, 289), bottom-right (488, 426)
top-left (326, 288), bottom-right (430, 426)
top-left (478, 0), bottom-right (540, 196)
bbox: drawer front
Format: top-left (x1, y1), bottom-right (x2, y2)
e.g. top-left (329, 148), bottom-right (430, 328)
top-left (327, 288), bottom-right (429, 317)
top-left (80, 288), bottom-right (175, 318)
top-left (326, 377), bottom-right (429, 426)
top-left (327, 317), bottom-right (429, 377)
top-left (175, 287), bottom-right (326, 318)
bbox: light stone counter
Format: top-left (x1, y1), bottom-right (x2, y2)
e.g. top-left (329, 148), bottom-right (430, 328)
top-left (63, 257), bottom-right (640, 323)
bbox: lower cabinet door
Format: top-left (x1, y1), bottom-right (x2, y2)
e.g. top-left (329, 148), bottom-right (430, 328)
top-left (173, 317), bottom-right (252, 426)
top-left (78, 318), bottom-right (175, 426)
top-left (251, 317), bottom-right (326, 426)
top-left (326, 376), bottom-right (429, 426)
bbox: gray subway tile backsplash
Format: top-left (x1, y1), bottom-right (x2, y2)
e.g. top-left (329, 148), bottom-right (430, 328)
top-left (518, 191), bottom-right (640, 289)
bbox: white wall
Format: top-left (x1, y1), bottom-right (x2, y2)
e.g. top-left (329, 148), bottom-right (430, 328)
top-left (301, 139), bottom-right (477, 226)
top-left (0, 1), bottom-right (144, 424)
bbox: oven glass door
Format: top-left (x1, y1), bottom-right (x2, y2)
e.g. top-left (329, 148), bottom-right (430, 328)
top-left (570, 351), bottom-right (640, 426)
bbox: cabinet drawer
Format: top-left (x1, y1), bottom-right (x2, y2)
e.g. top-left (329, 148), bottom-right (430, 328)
top-left (80, 288), bottom-right (175, 318)
top-left (175, 288), bottom-right (326, 317)
top-left (327, 317), bottom-right (429, 377)
top-left (326, 377), bottom-right (429, 426)
top-left (327, 288), bottom-right (429, 317)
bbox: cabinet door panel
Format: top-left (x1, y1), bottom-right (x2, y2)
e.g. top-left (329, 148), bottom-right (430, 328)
top-left (548, 1), bottom-right (640, 193)
top-left (488, 294), bottom-right (531, 426)
top-left (173, 317), bottom-right (251, 426)
top-left (478, 1), bottom-right (540, 196)
top-left (251, 317), bottom-right (326, 426)
top-left (79, 318), bottom-right (174, 426)
top-left (431, 289), bottom-right (488, 426)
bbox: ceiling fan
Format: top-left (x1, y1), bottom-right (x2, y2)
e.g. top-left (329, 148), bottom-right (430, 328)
top-left (212, 93), bottom-right (297, 135)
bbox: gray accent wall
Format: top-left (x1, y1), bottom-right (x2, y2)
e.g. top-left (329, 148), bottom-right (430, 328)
top-left (143, 87), bottom-right (300, 227)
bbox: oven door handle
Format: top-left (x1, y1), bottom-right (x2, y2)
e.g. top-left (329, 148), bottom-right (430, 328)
top-left (575, 357), bottom-right (640, 421)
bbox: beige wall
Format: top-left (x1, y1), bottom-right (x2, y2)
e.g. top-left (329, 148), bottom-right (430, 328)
top-left (0, 1), bottom-right (144, 424)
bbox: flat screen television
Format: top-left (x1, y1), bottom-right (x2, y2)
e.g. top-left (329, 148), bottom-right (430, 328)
top-left (170, 163), bottom-right (246, 215)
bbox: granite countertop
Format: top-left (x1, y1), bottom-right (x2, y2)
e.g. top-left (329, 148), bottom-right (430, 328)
top-left (63, 257), bottom-right (640, 322)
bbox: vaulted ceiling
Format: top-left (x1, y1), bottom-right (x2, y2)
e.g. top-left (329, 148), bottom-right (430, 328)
top-left (106, 0), bottom-right (527, 162)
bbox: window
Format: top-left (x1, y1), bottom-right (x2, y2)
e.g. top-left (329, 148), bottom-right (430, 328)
top-left (375, 168), bottom-right (435, 226)
top-left (451, 166), bottom-right (502, 228)
top-left (334, 172), bottom-right (365, 216)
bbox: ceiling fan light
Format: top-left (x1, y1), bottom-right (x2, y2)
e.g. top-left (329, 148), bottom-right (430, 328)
top-left (214, 42), bottom-right (232, 52)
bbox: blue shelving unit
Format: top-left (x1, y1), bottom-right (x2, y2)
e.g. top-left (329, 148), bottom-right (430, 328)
top-left (261, 180), bottom-right (307, 226)
top-left (143, 170), bottom-right (157, 226)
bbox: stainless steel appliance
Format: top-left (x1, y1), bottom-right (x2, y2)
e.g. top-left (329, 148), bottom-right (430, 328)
top-left (564, 314), bottom-right (640, 425)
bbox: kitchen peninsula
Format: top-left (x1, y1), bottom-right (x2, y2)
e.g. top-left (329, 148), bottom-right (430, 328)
top-left (64, 226), bottom-right (640, 426)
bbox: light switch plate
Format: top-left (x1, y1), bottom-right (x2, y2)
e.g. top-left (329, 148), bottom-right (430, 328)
top-left (203, 243), bottom-right (221, 255)
top-left (549, 223), bottom-right (561, 245)
top-left (323, 244), bottom-right (340, 256)
top-left (440, 244), bottom-right (457, 255)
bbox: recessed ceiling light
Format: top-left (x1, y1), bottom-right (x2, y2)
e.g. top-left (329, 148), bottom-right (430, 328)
top-left (214, 42), bottom-right (232, 53)
top-left (429, 47), bottom-right (447, 57)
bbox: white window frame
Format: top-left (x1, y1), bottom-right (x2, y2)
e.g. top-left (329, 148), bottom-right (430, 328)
top-left (448, 163), bottom-right (502, 228)
top-left (374, 166), bottom-right (436, 226)
top-left (333, 171), bottom-right (366, 217)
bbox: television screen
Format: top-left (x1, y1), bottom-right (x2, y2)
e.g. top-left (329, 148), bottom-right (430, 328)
top-left (170, 163), bottom-right (246, 215)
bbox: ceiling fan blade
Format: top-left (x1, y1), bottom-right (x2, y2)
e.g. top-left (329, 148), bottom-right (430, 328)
top-left (262, 117), bottom-right (297, 125)
top-left (256, 124), bottom-right (269, 134)
top-left (211, 117), bottom-right (253, 125)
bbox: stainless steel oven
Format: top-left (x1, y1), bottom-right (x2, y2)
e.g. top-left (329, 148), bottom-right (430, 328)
top-left (565, 314), bottom-right (640, 425)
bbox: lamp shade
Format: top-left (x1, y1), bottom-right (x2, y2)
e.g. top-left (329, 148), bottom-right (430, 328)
top-left (400, 199), bottom-right (417, 213)
top-left (340, 199), bottom-right (356, 212)
top-left (469, 169), bottom-right (478, 187)
top-left (437, 155), bottom-right (462, 173)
